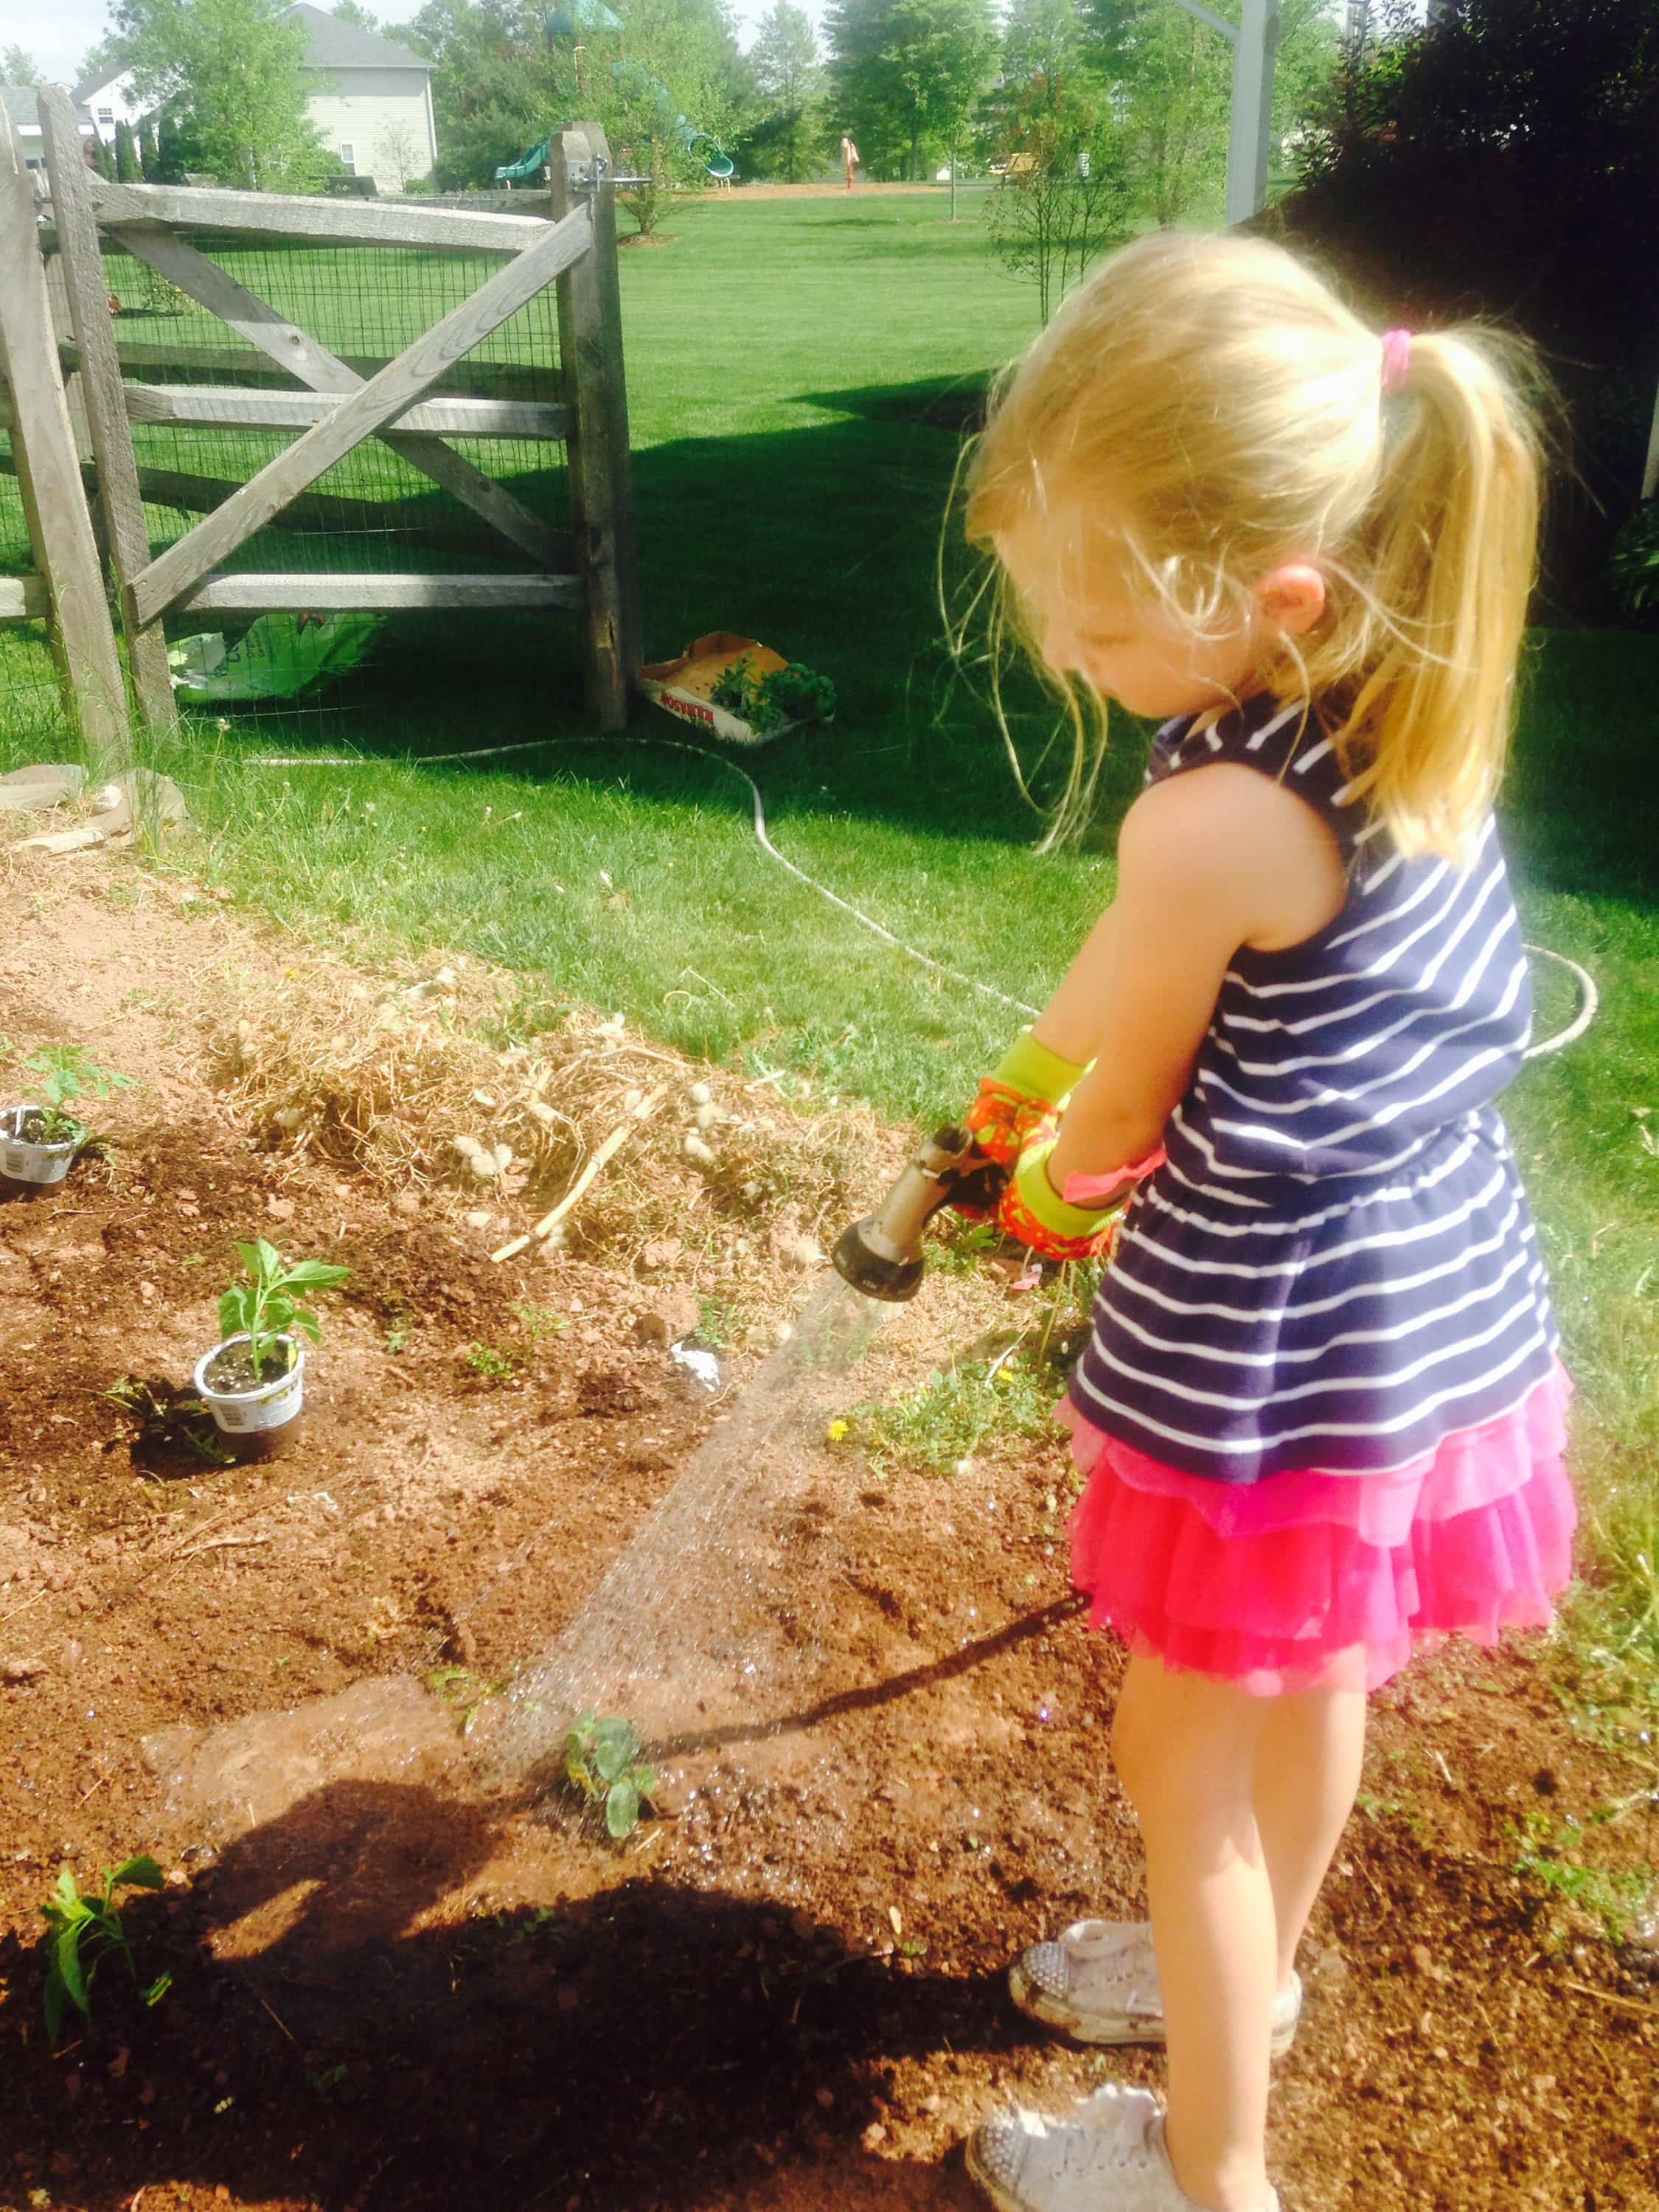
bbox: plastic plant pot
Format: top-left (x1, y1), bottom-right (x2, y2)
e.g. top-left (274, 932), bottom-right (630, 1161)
top-left (0, 1104), bottom-right (84, 1187)
top-left (194, 1332), bottom-right (307, 1437)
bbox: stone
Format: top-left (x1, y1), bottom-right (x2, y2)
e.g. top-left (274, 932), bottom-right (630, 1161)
top-left (633, 1292), bottom-right (700, 1348)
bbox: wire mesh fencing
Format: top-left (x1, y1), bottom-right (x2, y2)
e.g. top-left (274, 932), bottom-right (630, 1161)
top-left (104, 232), bottom-right (577, 754)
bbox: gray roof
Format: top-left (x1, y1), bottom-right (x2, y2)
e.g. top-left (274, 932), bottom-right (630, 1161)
top-left (279, 4), bottom-right (431, 72)
top-left (72, 66), bottom-right (130, 105)
top-left (2, 84), bottom-right (95, 133)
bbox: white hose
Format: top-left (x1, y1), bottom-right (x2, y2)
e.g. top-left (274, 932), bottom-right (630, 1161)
top-left (246, 734), bottom-right (1596, 1057)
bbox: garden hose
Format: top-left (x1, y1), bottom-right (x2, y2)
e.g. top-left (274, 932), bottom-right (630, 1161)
top-left (246, 735), bottom-right (1598, 1060)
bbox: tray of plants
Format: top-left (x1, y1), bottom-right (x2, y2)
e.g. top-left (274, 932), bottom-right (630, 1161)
top-left (636, 633), bottom-right (835, 748)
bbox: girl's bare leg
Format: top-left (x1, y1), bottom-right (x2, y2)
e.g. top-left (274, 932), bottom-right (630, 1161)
top-left (1113, 1653), bottom-right (1276, 2212)
top-left (1253, 1677), bottom-right (1367, 1988)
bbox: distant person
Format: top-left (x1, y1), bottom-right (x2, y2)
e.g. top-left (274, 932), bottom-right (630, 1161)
top-left (840, 135), bottom-right (858, 192)
top-left (949, 232), bottom-right (1572, 2212)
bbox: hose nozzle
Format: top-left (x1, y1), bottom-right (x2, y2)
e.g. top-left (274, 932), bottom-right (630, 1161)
top-left (832, 1123), bottom-right (1004, 1302)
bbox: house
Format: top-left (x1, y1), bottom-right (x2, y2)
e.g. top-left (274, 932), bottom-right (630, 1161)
top-left (2, 83), bottom-right (98, 175)
top-left (72, 3), bottom-right (437, 194)
top-left (281, 4), bottom-right (437, 191)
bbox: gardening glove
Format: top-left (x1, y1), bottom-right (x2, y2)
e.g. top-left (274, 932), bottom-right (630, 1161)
top-left (950, 1028), bottom-right (1092, 1224)
top-left (964, 1027), bottom-right (1091, 1167)
top-left (995, 1114), bottom-right (1164, 1265)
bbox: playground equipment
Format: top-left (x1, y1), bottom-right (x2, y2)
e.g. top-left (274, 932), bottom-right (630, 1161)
top-left (495, 3), bottom-right (734, 187)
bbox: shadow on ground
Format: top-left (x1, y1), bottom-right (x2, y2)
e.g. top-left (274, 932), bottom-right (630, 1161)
top-left (0, 1777), bottom-right (1007, 2211)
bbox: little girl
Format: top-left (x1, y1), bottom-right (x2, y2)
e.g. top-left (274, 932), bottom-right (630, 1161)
top-left (953, 232), bottom-right (1575, 2212)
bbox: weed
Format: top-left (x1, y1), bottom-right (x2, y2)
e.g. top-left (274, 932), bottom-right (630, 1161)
top-left (563, 1712), bottom-right (657, 1840)
top-left (423, 1663), bottom-right (505, 1733)
top-left (308, 2062), bottom-right (349, 2096)
top-left (849, 1357), bottom-right (1057, 1478)
top-left (462, 1341), bottom-right (518, 1382)
top-left (1510, 1801), bottom-right (1658, 1942)
top-left (218, 1239), bottom-right (352, 1380)
top-left (509, 1301), bottom-right (567, 1346)
top-left (6, 1043), bottom-right (134, 1144)
top-left (40, 1857), bottom-right (173, 2045)
top-left (102, 1376), bottom-right (237, 1467)
top-left (695, 1293), bottom-right (744, 1348)
top-left (384, 1320), bottom-right (413, 1355)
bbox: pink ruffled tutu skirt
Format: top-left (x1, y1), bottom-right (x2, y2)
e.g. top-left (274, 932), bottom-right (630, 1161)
top-left (1061, 1363), bottom-right (1576, 1697)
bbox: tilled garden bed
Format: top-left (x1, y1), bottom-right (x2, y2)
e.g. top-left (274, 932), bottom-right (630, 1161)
top-left (0, 849), bottom-right (1653, 2212)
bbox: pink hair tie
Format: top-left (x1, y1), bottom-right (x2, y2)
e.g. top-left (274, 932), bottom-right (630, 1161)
top-left (1380, 327), bottom-right (1413, 396)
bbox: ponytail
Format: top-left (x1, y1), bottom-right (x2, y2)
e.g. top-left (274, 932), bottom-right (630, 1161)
top-left (1332, 330), bottom-right (1543, 858)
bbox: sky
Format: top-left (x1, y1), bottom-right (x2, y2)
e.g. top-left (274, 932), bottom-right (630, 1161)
top-left (1, 0), bottom-right (815, 92)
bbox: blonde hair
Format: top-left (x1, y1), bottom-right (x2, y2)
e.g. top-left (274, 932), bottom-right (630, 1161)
top-left (962, 229), bottom-right (1544, 861)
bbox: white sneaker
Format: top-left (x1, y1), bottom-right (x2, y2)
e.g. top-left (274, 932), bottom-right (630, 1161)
top-left (967, 2084), bottom-right (1280, 2212)
top-left (1009, 1921), bottom-right (1301, 2057)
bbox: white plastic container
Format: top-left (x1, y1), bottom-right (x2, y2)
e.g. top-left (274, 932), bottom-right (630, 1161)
top-left (194, 1332), bottom-right (306, 1436)
top-left (0, 1104), bottom-right (82, 1187)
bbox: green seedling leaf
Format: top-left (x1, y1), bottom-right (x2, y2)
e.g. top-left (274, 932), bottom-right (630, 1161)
top-left (605, 1781), bottom-right (641, 1839)
top-left (108, 1856), bottom-right (165, 1893)
top-left (284, 1260), bottom-right (352, 1290)
top-left (143, 1970), bottom-right (173, 2008)
top-left (55, 1921), bottom-right (90, 2016)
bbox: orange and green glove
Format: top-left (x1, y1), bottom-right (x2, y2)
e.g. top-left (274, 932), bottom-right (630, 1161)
top-left (964, 1028), bottom-right (1091, 1166)
top-left (995, 1115), bottom-right (1164, 1265)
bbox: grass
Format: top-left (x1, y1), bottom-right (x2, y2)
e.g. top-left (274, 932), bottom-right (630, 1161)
top-left (1, 190), bottom-right (1655, 1705)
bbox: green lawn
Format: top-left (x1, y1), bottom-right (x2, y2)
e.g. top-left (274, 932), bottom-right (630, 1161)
top-left (1, 189), bottom-right (1655, 1696)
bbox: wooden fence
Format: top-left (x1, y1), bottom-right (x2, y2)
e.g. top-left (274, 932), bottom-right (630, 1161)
top-left (0, 104), bottom-right (641, 759)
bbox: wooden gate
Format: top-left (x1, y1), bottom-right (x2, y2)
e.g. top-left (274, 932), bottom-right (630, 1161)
top-left (32, 99), bottom-right (640, 733)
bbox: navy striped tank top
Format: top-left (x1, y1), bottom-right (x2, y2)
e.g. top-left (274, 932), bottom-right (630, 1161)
top-left (1068, 694), bottom-right (1558, 1486)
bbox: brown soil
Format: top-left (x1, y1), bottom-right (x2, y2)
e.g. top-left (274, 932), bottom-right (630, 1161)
top-left (0, 845), bottom-right (1655, 2212)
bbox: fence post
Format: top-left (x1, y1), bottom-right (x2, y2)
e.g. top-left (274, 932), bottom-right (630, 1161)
top-left (553, 122), bottom-right (641, 731)
top-left (40, 92), bottom-right (177, 734)
top-left (0, 102), bottom-right (130, 765)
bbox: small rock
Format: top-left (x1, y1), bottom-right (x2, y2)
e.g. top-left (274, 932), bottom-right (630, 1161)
top-left (1408, 1943), bottom-right (1433, 1976)
top-left (687, 1081), bottom-right (712, 1106)
top-left (633, 1292), bottom-right (700, 1348)
top-left (394, 1190), bottom-right (422, 1217)
top-left (862, 2121), bottom-right (888, 2152)
top-left (465, 1209), bottom-right (493, 1230)
top-left (1, 1658), bottom-right (45, 1685)
top-left (265, 1195), bottom-right (296, 1222)
top-left (919, 2093), bottom-right (942, 2115)
top-left (693, 1102), bottom-right (720, 1131)
top-left (683, 1133), bottom-right (716, 1166)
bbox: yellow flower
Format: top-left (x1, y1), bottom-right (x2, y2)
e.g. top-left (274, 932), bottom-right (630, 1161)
top-left (827, 1418), bottom-right (849, 1444)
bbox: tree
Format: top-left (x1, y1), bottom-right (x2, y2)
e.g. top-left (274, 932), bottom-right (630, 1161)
top-left (112, 0), bottom-right (328, 190)
top-left (333, 0), bottom-right (382, 27)
top-left (1, 44), bottom-right (44, 86)
top-left (114, 116), bottom-right (144, 181)
top-left (825, 0), bottom-right (998, 182)
top-left (375, 114), bottom-right (428, 186)
top-left (987, 78), bottom-right (1133, 319)
top-left (748, 1), bottom-right (821, 182)
top-left (139, 112), bottom-right (161, 178)
top-left (1079, 0), bottom-right (1339, 226)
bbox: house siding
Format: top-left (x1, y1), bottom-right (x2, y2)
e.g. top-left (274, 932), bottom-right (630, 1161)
top-left (305, 67), bottom-right (435, 189)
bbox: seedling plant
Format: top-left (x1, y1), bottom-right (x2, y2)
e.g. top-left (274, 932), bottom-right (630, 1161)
top-left (709, 655), bottom-right (837, 732)
top-left (218, 1239), bottom-right (352, 1382)
top-left (40, 1856), bottom-right (173, 2045)
top-left (6, 1042), bottom-right (134, 1144)
top-left (564, 1713), bottom-right (657, 1840)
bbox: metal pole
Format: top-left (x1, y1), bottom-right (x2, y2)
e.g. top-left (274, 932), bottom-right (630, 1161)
top-left (1172, 0), bottom-right (1280, 226)
top-left (1225, 0), bottom-right (1280, 225)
